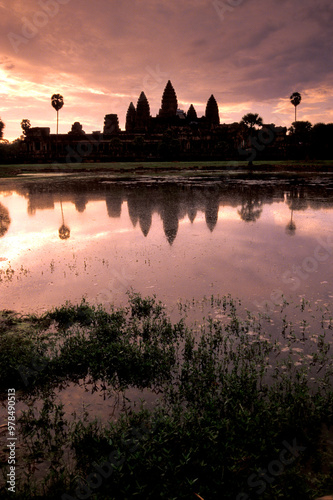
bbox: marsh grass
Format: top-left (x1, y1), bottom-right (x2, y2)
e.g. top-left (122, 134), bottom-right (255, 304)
top-left (1, 160), bottom-right (333, 180)
top-left (0, 292), bottom-right (332, 499)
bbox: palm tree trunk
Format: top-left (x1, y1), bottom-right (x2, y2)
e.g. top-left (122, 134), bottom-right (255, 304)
top-left (57, 110), bottom-right (59, 135)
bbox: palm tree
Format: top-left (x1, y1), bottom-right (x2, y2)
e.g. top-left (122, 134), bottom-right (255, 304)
top-left (290, 92), bottom-right (301, 122)
top-left (51, 94), bottom-right (64, 134)
top-left (241, 113), bottom-right (263, 133)
top-left (241, 113), bottom-right (263, 166)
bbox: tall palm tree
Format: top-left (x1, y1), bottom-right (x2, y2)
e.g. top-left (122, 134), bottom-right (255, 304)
top-left (241, 113), bottom-right (263, 166)
top-left (290, 92), bottom-right (301, 122)
top-left (51, 94), bottom-right (64, 134)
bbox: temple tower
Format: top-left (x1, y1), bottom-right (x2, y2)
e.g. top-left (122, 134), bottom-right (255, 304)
top-left (136, 92), bottom-right (150, 130)
top-left (205, 95), bottom-right (220, 125)
top-left (125, 102), bottom-right (136, 132)
top-left (159, 80), bottom-right (178, 118)
top-left (187, 104), bottom-right (198, 122)
top-left (103, 114), bottom-right (120, 134)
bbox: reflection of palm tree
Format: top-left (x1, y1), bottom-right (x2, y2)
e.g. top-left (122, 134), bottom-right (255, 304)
top-left (285, 210), bottom-right (296, 236)
top-left (59, 200), bottom-right (70, 240)
top-left (0, 203), bottom-right (11, 237)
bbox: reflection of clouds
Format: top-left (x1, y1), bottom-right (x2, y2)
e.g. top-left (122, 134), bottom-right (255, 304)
top-left (273, 209), bottom-right (332, 238)
top-left (0, 231), bottom-right (58, 263)
top-left (1, 188), bottom-right (333, 316)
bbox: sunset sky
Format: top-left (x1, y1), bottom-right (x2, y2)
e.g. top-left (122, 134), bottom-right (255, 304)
top-left (1, 0), bottom-right (332, 141)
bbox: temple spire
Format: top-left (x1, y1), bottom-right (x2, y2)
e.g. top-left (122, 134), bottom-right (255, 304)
top-left (159, 80), bottom-right (178, 118)
top-left (125, 102), bottom-right (136, 132)
top-left (205, 95), bottom-right (220, 125)
top-left (187, 104), bottom-right (197, 122)
top-left (136, 92), bottom-right (150, 130)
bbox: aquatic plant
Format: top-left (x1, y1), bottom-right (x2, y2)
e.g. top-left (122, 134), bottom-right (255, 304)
top-left (0, 293), bottom-right (332, 499)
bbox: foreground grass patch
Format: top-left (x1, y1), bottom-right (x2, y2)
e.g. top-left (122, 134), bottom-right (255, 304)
top-left (0, 293), bottom-right (332, 499)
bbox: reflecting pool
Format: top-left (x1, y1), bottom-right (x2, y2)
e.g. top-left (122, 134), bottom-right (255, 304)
top-left (1, 173), bottom-right (333, 318)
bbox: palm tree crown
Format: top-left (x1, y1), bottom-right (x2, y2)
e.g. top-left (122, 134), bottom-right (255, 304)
top-left (51, 94), bottom-right (64, 134)
top-left (290, 92), bottom-right (301, 122)
top-left (241, 113), bottom-right (263, 131)
top-left (51, 94), bottom-right (64, 112)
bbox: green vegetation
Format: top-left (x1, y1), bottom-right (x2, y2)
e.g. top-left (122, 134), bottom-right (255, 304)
top-left (1, 160), bottom-right (333, 179)
top-left (0, 293), bottom-right (332, 499)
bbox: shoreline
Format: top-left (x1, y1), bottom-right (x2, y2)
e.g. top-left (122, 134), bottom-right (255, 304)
top-left (1, 159), bottom-right (333, 179)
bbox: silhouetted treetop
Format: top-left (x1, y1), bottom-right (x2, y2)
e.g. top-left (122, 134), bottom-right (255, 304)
top-left (21, 119), bottom-right (31, 136)
top-left (51, 94), bottom-right (64, 135)
top-left (290, 92), bottom-right (302, 122)
top-left (0, 118), bottom-right (5, 140)
top-left (290, 92), bottom-right (301, 107)
top-left (288, 121), bottom-right (312, 144)
top-left (159, 80), bottom-right (178, 118)
top-left (205, 95), bottom-right (220, 125)
top-left (51, 94), bottom-right (64, 112)
top-left (0, 203), bottom-right (11, 237)
top-left (241, 113), bottom-right (263, 131)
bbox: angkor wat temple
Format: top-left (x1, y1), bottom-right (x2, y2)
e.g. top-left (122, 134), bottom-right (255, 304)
top-left (23, 81), bottom-right (287, 163)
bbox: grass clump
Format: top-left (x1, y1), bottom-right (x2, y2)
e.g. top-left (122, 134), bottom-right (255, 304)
top-left (0, 293), bottom-right (332, 499)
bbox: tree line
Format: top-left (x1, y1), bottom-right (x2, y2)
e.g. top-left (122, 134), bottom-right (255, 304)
top-left (1, 91), bottom-right (333, 162)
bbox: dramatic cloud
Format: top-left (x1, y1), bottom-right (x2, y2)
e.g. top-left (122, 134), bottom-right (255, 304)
top-left (0, 0), bottom-right (332, 140)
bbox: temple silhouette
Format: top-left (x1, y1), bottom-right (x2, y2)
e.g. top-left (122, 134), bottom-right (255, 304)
top-left (22, 81), bottom-right (288, 162)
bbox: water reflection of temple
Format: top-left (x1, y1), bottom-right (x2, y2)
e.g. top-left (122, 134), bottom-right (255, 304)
top-left (7, 179), bottom-right (333, 245)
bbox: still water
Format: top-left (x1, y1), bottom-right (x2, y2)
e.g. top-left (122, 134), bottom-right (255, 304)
top-left (1, 173), bottom-right (333, 316)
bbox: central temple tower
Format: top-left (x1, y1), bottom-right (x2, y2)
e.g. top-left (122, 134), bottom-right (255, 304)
top-left (158, 80), bottom-right (178, 118)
